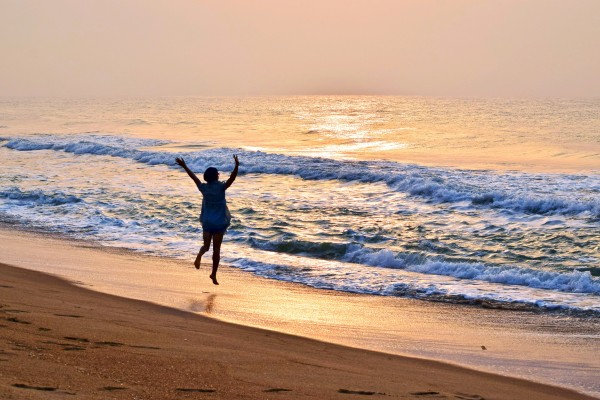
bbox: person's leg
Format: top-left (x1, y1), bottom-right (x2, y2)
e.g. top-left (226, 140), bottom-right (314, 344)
top-left (194, 231), bottom-right (213, 269)
top-left (209, 231), bottom-right (224, 285)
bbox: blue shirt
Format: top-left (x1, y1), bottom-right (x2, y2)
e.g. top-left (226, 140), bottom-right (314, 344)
top-left (196, 181), bottom-right (231, 231)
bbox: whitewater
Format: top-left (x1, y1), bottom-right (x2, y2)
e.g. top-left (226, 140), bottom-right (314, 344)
top-left (0, 96), bottom-right (599, 315)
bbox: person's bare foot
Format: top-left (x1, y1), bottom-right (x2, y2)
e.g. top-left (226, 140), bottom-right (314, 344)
top-left (194, 254), bottom-right (201, 269)
top-left (209, 274), bottom-right (219, 285)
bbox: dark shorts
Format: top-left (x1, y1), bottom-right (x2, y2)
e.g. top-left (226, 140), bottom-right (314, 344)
top-left (202, 225), bottom-right (228, 235)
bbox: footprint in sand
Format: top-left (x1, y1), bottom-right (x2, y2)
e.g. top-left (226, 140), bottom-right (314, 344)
top-left (64, 336), bottom-right (90, 343)
top-left (12, 343), bottom-right (32, 352)
top-left (455, 394), bottom-right (485, 400)
top-left (1, 308), bottom-right (29, 314)
top-left (13, 383), bottom-right (75, 395)
top-left (62, 337), bottom-right (90, 350)
top-left (102, 386), bottom-right (128, 391)
top-left (3, 316), bottom-right (31, 324)
top-left (410, 392), bottom-right (447, 398)
top-left (129, 345), bottom-right (161, 350)
top-left (53, 314), bottom-right (84, 318)
top-left (39, 339), bottom-right (86, 351)
top-left (264, 388), bottom-right (292, 393)
top-left (94, 341), bottom-right (125, 347)
top-left (63, 346), bottom-right (85, 351)
top-left (92, 341), bottom-right (160, 350)
top-left (13, 383), bottom-right (57, 392)
top-left (176, 388), bottom-right (216, 393)
top-left (338, 388), bottom-right (387, 395)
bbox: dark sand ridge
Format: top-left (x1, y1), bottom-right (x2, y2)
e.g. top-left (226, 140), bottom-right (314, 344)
top-left (1, 263), bottom-right (597, 400)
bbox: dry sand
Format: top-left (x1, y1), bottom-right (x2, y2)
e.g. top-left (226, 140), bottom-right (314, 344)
top-left (0, 263), bottom-right (596, 400)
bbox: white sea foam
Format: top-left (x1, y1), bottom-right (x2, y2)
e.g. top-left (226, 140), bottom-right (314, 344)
top-left (0, 187), bottom-right (83, 206)
top-left (3, 134), bottom-right (599, 218)
top-left (342, 246), bottom-right (600, 294)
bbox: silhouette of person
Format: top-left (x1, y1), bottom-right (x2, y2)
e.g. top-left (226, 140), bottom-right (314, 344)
top-left (176, 155), bottom-right (239, 285)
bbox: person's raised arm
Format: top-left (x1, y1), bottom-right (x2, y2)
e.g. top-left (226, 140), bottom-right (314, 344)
top-left (176, 157), bottom-right (202, 187)
top-left (224, 155), bottom-right (239, 190)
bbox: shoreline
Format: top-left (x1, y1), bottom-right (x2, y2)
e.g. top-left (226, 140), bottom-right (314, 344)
top-left (1, 263), bottom-right (596, 400)
top-left (0, 225), bottom-right (599, 398)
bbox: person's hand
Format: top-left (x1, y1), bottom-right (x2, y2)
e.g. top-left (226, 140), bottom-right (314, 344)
top-left (175, 157), bottom-right (186, 167)
top-left (233, 154), bottom-right (239, 166)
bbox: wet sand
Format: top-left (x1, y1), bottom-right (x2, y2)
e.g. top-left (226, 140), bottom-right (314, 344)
top-left (2, 263), bottom-right (597, 400)
top-left (0, 226), bottom-right (599, 399)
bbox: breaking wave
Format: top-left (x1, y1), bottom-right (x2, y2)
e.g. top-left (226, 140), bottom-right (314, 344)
top-left (342, 246), bottom-right (600, 294)
top-left (0, 187), bottom-right (83, 206)
top-left (3, 134), bottom-right (598, 219)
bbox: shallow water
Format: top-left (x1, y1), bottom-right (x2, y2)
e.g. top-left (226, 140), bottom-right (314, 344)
top-left (0, 96), bottom-right (599, 315)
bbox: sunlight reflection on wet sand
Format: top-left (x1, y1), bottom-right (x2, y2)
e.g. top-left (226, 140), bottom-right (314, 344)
top-left (1, 227), bottom-right (599, 397)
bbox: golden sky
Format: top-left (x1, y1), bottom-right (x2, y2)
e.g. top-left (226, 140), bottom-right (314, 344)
top-left (1, 0), bottom-right (598, 97)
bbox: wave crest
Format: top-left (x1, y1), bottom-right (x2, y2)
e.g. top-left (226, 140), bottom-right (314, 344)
top-left (0, 187), bottom-right (83, 206)
top-left (3, 134), bottom-right (599, 218)
top-left (343, 246), bottom-right (600, 295)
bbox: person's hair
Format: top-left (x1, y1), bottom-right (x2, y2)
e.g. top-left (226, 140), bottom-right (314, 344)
top-left (203, 167), bottom-right (219, 183)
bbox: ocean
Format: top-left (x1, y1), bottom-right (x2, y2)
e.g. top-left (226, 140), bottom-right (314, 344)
top-left (1, 96), bottom-right (599, 315)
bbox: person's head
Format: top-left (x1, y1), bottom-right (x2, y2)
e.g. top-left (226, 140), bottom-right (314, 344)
top-left (203, 167), bottom-right (219, 183)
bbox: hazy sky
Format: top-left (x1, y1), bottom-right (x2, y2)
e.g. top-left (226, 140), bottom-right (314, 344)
top-left (1, 0), bottom-right (598, 97)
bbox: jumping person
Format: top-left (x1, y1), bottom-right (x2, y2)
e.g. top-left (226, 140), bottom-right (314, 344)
top-left (175, 155), bottom-right (239, 285)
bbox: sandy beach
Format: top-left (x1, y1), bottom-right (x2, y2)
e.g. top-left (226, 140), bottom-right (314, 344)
top-left (1, 262), bottom-right (596, 400)
top-left (2, 0), bottom-right (599, 398)
top-left (0, 226), bottom-right (597, 399)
